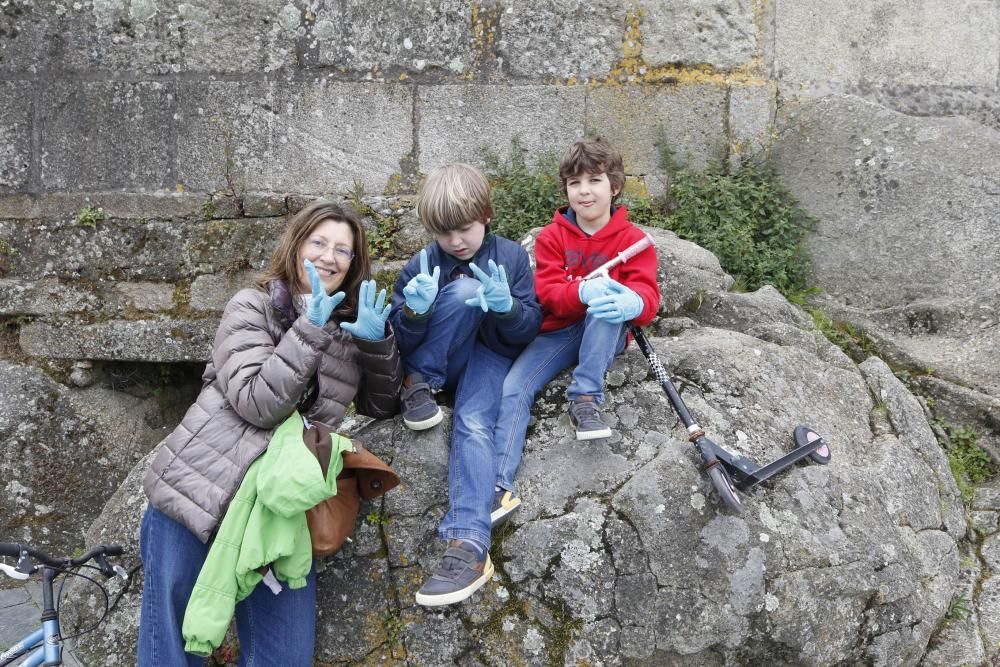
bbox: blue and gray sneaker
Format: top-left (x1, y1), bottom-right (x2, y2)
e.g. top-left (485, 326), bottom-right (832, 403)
top-left (490, 488), bottom-right (521, 528)
top-left (568, 396), bottom-right (612, 440)
top-left (402, 373), bottom-right (443, 430)
top-left (415, 540), bottom-right (494, 607)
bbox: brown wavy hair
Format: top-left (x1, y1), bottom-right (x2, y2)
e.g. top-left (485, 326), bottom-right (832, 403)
top-left (256, 200), bottom-right (370, 317)
top-left (559, 137), bottom-right (626, 203)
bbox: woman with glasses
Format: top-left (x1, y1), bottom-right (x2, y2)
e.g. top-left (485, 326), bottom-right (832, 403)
top-left (138, 200), bottom-right (402, 665)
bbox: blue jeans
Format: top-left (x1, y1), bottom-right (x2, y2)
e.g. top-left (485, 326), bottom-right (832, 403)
top-left (493, 314), bottom-right (627, 491)
top-left (401, 278), bottom-right (512, 548)
top-left (138, 505), bottom-right (317, 667)
top-left (438, 342), bottom-right (512, 549)
top-left (403, 278), bottom-right (486, 390)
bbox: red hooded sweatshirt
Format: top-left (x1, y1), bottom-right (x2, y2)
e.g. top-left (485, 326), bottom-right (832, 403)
top-left (535, 205), bottom-right (661, 333)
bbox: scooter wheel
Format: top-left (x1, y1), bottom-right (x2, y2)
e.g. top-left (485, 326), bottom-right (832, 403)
top-left (707, 465), bottom-right (743, 514)
top-left (794, 426), bottom-right (831, 465)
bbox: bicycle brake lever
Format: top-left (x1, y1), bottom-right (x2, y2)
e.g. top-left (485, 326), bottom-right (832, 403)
top-left (113, 564), bottom-right (129, 581)
top-left (0, 562), bottom-right (30, 581)
top-left (94, 554), bottom-right (117, 579)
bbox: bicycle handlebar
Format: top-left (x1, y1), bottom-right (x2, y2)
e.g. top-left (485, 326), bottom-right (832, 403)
top-left (0, 542), bottom-right (125, 577)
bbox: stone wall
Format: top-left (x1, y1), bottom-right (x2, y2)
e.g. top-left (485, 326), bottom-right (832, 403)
top-left (0, 0), bottom-right (997, 365)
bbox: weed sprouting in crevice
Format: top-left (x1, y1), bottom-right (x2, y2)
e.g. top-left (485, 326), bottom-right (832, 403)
top-left (76, 205), bottom-right (106, 229)
top-left (935, 422), bottom-right (995, 504)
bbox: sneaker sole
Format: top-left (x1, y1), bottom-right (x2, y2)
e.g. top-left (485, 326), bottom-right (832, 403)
top-left (415, 556), bottom-right (495, 607)
top-left (575, 427), bottom-right (612, 441)
top-left (490, 497), bottom-right (522, 528)
top-left (403, 408), bottom-right (444, 431)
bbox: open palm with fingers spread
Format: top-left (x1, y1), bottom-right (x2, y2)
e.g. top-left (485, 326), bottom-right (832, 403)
top-left (342, 279), bottom-right (391, 340)
top-left (464, 260), bottom-right (513, 313)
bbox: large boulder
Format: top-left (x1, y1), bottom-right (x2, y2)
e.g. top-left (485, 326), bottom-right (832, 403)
top-left (771, 94), bottom-right (1000, 454)
top-left (0, 361), bottom-right (193, 555)
top-left (68, 233), bottom-right (969, 664)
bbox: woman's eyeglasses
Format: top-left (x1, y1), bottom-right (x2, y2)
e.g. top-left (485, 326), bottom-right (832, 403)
top-left (305, 238), bottom-right (355, 262)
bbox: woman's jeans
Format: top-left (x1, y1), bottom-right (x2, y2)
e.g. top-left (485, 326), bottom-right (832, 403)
top-left (493, 314), bottom-right (627, 492)
top-left (138, 505), bottom-right (317, 667)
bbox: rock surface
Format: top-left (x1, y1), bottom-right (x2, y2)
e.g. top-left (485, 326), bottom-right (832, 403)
top-left (60, 232), bottom-right (974, 665)
top-left (0, 361), bottom-right (196, 555)
top-left (772, 94), bottom-right (1000, 461)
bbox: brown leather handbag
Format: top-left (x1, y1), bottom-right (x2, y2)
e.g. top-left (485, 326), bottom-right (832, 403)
top-left (301, 424), bottom-right (400, 557)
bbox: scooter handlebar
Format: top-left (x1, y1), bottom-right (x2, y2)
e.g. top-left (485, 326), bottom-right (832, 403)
top-left (583, 234), bottom-right (654, 280)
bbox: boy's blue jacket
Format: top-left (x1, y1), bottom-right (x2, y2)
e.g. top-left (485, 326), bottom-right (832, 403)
top-left (390, 233), bottom-right (542, 360)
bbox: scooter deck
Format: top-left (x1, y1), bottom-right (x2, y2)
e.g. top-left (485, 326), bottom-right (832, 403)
top-left (706, 425), bottom-right (831, 492)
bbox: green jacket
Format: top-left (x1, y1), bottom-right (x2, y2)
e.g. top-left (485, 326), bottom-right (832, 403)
top-left (182, 412), bottom-right (353, 656)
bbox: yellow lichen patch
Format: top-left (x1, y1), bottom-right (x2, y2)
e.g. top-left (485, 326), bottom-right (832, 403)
top-left (470, 2), bottom-right (499, 72)
top-left (622, 2), bottom-right (644, 61)
top-left (383, 172), bottom-right (408, 196)
top-left (752, 0), bottom-right (769, 35)
top-left (398, 72), bottom-right (409, 81)
top-left (360, 610), bottom-right (394, 647)
top-left (392, 567), bottom-right (426, 607)
top-left (600, 2), bottom-right (767, 89)
top-left (471, 3), bottom-right (496, 50)
top-left (623, 176), bottom-right (649, 199)
top-left (749, 0), bottom-right (769, 74)
top-left (167, 281), bottom-right (198, 319)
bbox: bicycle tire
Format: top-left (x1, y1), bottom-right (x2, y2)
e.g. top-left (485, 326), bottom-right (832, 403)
top-left (708, 465), bottom-right (743, 514)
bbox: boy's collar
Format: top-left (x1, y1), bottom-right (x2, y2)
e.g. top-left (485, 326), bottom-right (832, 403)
top-left (438, 231), bottom-right (496, 269)
top-left (562, 206), bottom-right (618, 235)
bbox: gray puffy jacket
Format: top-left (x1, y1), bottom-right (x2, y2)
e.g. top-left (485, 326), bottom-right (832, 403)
top-left (143, 284), bottom-right (402, 543)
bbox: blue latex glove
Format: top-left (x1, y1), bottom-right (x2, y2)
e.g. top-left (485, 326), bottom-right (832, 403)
top-left (403, 249), bottom-right (441, 315)
top-left (304, 259), bottom-right (346, 327)
top-left (586, 278), bottom-right (644, 324)
top-left (578, 275), bottom-right (612, 305)
top-left (464, 260), bottom-right (513, 313)
top-left (342, 279), bottom-right (391, 340)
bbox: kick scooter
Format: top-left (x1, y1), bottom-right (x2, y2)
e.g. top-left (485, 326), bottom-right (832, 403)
top-left (584, 235), bottom-right (831, 514)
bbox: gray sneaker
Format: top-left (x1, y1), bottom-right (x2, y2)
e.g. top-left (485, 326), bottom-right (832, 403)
top-left (415, 540), bottom-right (494, 607)
top-left (402, 373), bottom-right (443, 430)
top-left (569, 397), bottom-right (612, 440)
top-left (490, 489), bottom-right (521, 528)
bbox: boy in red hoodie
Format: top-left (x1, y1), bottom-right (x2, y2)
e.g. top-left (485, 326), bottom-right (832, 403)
top-left (489, 137), bottom-right (660, 514)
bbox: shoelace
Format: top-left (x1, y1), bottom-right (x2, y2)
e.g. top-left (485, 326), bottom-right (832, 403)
top-left (573, 402), bottom-right (600, 421)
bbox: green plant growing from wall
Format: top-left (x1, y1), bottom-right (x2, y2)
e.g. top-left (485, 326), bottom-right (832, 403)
top-left (348, 180), bottom-right (400, 260)
top-left (366, 509), bottom-right (391, 526)
top-left (200, 199), bottom-right (216, 220)
top-left (0, 238), bottom-right (17, 275)
top-left (646, 141), bottom-right (816, 299)
top-left (939, 423), bottom-right (994, 503)
top-left (944, 593), bottom-right (972, 624)
top-left (76, 205), bottom-right (106, 229)
top-left (482, 136), bottom-right (563, 243)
